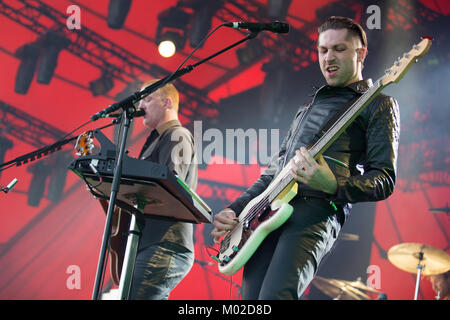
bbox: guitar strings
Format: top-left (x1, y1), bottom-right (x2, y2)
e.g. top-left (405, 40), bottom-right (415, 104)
top-left (220, 172), bottom-right (293, 249)
top-left (221, 169), bottom-right (292, 247)
top-left (221, 152), bottom-right (303, 248)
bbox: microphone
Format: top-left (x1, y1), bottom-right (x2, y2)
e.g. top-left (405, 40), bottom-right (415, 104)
top-left (224, 21), bottom-right (289, 34)
top-left (106, 108), bottom-right (146, 118)
top-left (134, 108), bottom-right (146, 117)
top-left (1, 178), bottom-right (18, 194)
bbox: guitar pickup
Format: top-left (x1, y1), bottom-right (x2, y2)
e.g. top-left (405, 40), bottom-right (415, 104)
top-left (257, 206), bottom-right (270, 221)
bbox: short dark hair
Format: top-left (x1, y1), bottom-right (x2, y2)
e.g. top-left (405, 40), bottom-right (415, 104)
top-left (318, 16), bottom-right (367, 48)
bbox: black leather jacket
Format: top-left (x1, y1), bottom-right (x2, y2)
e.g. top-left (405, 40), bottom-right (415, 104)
top-left (228, 79), bottom-right (400, 218)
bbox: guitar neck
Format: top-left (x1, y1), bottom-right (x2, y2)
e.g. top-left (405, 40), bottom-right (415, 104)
top-left (309, 79), bottom-right (384, 158)
top-left (267, 79), bottom-right (385, 202)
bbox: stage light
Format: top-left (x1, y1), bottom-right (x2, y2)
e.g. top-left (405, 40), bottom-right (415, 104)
top-left (158, 40), bottom-right (176, 58)
top-left (158, 32), bottom-right (182, 58)
top-left (27, 161), bottom-right (52, 207)
top-left (0, 136), bottom-right (13, 180)
top-left (107, 0), bottom-right (132, 29)
top-left (259, 57), bottom-right (289, 124)
top-left (156, 7), bottom-right (190, 57)
top-left (114, 79), bottom-right (143, 101)
top-left (187, 1), bottom-right (222, 48)
top-left (267, 0), bottom-right (292, 19)
top-left (236, 39), bottom-right (264, 65)
top-left (316, 2), bottom-right (356, 21)
top-left (37, 31), bottom-right (70, 84)
top-left (89, 72), bottom-right (114, 96)
top-left (14, 42), bottom-right (41, 94)
top-left (46, 151), bottom-right (72, 203)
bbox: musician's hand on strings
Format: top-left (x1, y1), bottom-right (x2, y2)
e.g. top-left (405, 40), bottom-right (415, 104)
top-left (290, 147), bottom-right (337, 195)
top-left (211, 208), bottom-right (239, 244)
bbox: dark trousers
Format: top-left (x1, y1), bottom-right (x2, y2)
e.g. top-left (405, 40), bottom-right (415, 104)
top-left (242, 196), bottom-right (343, 300)
top-left (129, 241), bottom-right (194, 300)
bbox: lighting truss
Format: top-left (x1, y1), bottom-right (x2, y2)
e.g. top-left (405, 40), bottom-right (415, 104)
top-left (0, 0), bottom-right (218, 121)
top-left (0, 101), bottom-right (66, 148)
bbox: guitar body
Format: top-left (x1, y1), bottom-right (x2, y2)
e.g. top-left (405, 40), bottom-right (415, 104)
top-left (218, 180), bottom-right (298, 276)
top-left (98, 200), bottom-right (131, 285)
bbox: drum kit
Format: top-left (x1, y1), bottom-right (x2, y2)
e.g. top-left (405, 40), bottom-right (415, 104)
top-left (388, 242), bottom-right (450, 300)
top-left (312, 242), bottom-right (450, 300)
top-left (312, 275), bottom-right (383, 300)
top-left (312, 204), bottom-right (450, 300)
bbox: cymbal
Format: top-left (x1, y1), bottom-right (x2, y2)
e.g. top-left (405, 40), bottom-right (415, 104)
top-left (338, 233), bottom-right (360, 241)
top-left (388, 243), bottom-right (450, 276)
top-left (311, 276), bottom-right (371, 300)
top-left (347, 278), bottom-right (382, 294)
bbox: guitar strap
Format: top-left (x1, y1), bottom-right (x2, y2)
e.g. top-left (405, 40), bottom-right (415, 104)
top-left (307, 94), bottom-right (362, 152)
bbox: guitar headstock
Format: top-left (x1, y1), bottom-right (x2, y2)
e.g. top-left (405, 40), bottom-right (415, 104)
top-left (75, 131), bottom-right (94, 156)
top-left (381, 36), bottom-right (433, 86)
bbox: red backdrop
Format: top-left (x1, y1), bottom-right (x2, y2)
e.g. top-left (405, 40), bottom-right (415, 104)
top-left (0, 0), bottom-right (448, 300)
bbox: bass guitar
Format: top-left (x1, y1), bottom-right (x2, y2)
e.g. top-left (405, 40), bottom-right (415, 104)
top-left (215, 36), bottom-right (433, 276)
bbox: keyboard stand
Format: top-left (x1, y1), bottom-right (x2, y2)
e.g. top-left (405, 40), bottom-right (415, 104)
top-left (69, 129), bottom-right (212, 300)
top-left (117, 200), bottom-right (144, 300)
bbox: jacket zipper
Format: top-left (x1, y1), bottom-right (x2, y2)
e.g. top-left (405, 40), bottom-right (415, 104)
top-left (282, 85), bottom-right (326, 168)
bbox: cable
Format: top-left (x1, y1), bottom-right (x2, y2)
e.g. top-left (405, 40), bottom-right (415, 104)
top-left (59, 119), bottom-right (93, 142)
top-left (141, 23), bottom-right (228, 100)
top-left (229, 275), bottom-right (233, 300)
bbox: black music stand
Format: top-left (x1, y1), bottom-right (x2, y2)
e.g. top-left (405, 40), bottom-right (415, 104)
top-left (70, 130), bottom-right (212, 299)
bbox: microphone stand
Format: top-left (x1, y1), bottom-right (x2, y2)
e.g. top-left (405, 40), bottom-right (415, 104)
top-left (90, 31), bottom-right (260, 300)
top-left (0, 122), bottom-right (117, 172)
top-left (91, 107), bottom-right (139, 300)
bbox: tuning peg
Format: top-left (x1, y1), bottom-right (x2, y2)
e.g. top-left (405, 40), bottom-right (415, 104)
top-left (403, 53), bottom-right (410, 59)
top-left (385, 69), bottom-right (397, 76)
top-left (421, 35), bottom-right (434, 41)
